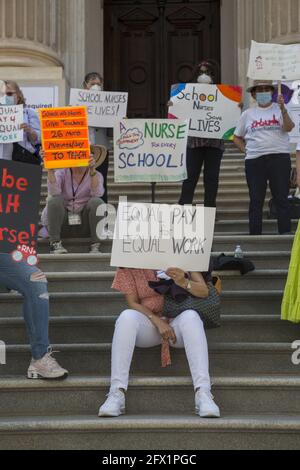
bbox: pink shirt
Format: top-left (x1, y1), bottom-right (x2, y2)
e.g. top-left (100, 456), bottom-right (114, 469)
top-left (41, 168), bottom-right (104, 226)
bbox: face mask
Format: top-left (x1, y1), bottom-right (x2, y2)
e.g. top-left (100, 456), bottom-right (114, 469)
top-left (90, 84), bottom-right (102, 91)
top-left (256, 92), bottom-right (272, 106)
top-left (4, 95), bottom-right (16, 106)
top-left (197, 74), bottom-right (212, 84)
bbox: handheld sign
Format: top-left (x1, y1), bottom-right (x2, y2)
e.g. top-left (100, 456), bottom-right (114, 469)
top-left (70, 88), bottom-right (128, 128)
top-left (39, 106), bottom-right (90, 169)
top-left (114, 119), bottom-right (188, 183)
top-left (169, 84), bottom-right (242, 140)
top-left (0, 160), bottom-right (42, 254)
top-left (111, 202), bottom-right (216, 272)
top-left (248, 41), bottom-right (300, 81)
top-left (0, 105), bottom-right (23, 144)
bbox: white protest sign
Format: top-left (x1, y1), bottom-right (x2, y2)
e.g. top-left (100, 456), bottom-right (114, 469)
top-left (21, 86), bottom-right (59, 110)
top-left (0, 105), bottom-right (23, 144)
top-left (169, 83), bottom-right (242, 140)
top-left (70, 88), bottom-right (128, 128)
top-left (111, 202), bottom-right (216, 272)
top-left (247, 40), bottom-right (300, 81)
top-left (114, 119), bottom-right (188, 183)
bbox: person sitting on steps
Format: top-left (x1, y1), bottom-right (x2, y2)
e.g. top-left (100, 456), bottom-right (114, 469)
top-left (98, 267), bottom-right (220, 419)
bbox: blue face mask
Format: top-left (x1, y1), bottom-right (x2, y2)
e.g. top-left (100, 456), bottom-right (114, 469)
top-left (256, 92), bottom-right (272, 106)
top-left (5, 95), bottom-right (16, 106)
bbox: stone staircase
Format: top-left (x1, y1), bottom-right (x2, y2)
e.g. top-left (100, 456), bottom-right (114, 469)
top-left (0, 144), bottom-right (300, 450)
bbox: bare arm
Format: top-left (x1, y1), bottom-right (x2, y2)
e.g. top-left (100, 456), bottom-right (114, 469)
top-left (166, 268), bottom-right (209, 298)
top-left (233, 135), bottom-right (246, 154)
top-left (125, 293), bottom-right (177, 344)
top-left (278, 95), bottom-right (295, 133)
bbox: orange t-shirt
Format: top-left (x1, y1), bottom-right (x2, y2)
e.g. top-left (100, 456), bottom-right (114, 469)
top-left (112, 268), bottom-right (164, 315)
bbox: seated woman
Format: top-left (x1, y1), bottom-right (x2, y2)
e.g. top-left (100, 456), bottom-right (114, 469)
top-left (98, 267), bottom-right (220, 418)
top-left (40, 157), bottom-right (105, 254)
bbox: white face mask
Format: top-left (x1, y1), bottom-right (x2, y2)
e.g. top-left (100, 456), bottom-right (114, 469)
top-left (90, 84), bottom-right (102, 91)
top-left (197, 74), bottom-right (212, 84)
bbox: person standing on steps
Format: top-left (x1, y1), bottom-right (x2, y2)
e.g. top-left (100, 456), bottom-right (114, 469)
top-left (0, 81), bottom-right (41, 165)
top-left (0, 254), bottom-right (68, 379)
top-left (169, 60), bottom-right (225, 208)
top-left (40, 154), bottom-right (105, 255)
top-left (98, 267), bottom-right (220, 419)
top-left (233, 80), bottom-right (294, 236)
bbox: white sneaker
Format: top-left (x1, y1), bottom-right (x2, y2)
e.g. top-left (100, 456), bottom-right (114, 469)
top-left (27, 348), bottom-right (68, 380)
top-left (50, 241), bottom-right (68, 255)
top-left (195, 389), bottom-right (220, 418)
top-left (89, 243), bottom-right (101, 253)
top-left (98, 389), bottom-right (126, 417)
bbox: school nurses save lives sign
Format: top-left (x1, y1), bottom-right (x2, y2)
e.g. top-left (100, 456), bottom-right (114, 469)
top-left (169, 83), bottom-right (242, 140)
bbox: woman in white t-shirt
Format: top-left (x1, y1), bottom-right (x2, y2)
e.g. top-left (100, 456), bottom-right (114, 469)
top-left (233, 80), bottom-right (294, 235)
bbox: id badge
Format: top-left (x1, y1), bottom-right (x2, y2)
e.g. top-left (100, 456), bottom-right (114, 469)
top-left (68, 212), bottom-right (82, 226)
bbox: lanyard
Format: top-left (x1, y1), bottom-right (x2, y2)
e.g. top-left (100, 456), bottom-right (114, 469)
top-left (70, 169), bottom-right (88, 212)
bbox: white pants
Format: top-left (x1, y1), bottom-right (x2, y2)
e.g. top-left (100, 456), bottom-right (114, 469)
top-left (110, 309), bottom-right (211, 392)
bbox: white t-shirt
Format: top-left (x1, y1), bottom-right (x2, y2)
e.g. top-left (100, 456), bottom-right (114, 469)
top-left (234, 103), bottom-right (290, 160)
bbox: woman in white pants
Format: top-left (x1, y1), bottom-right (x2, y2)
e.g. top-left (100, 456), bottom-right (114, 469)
top-left (98, 267), bottom-right (220, 418)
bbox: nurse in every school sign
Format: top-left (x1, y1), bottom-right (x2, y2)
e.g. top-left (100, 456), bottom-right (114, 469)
top-left (114, 119), bottom-right (188, 183)
top-left (168, 83), bottom-right (242, 140)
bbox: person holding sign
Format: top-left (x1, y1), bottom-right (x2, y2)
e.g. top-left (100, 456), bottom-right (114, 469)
top-left (0, 254), bottom-right (68, 379)
top-left (40, 155), bottom-right (105, 254)
top-left (0, 81), bottom-right (41, 164)
top-left (173, 61), bottom-right (225, 208)
top-left (233, 80), bottom-right (294, 235)
top-left (98, 267), bottom-right (220, 419)
top-left (83, 73), bottom-right (110, 204)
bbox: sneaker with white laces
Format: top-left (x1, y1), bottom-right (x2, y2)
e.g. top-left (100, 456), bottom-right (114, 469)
top-left (27, 348), bottom-right (68, 380)
top-left (98, 389), bottom-right (126, 417)
top-left (195, 389), bottom-right (220, 418)
top-left (89, 243), bottom-right (101, 253)
top-left (50, 241), bottom-right (68, 255)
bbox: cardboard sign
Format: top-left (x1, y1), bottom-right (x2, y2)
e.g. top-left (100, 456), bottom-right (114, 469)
top-left (0, 160), bottom-right (42, 254)
top-left (0, 105), bottom-right (23, 144)
top-left (39, 106), bottom-right (90, 169)
top-left (248, 41), bottom-right (300, 81)
top-left (111, 202), bottom-right (216, 271)
top-left (114, 119), bottom-right (188, 183)
top-left (169, 84), bottom-right (242, 140)
top-left (70, 88), bottom-right (128, 128)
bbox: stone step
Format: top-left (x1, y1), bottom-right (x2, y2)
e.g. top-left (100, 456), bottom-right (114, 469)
top-left (0, 413), bottom-right (300, 450)
top-left (0, 290), bottom-right (284, 317)
top-left (1, 342), bottom-right (297, 377)
top-left (34, 251), bottom-right (291, 272)
top-left (0, 376), bottom-right (300, 418)
top-left (34, 235), bottom-right (295, 254)
top-left (0, 315), bottom-right (296, 345)
top-left (22, 269), bottom-right (288, 292)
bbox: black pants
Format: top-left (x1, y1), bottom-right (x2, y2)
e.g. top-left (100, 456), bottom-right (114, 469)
top-left (179, 146), bottom-right (223, 207)
top-left (245, 153), bottom-right (291, 235)
top-left (96, 152), bottom-right (109, 204)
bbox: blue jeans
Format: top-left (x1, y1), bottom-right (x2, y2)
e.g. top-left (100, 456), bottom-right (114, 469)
top-left (0, 254), bottom-right (49, 359)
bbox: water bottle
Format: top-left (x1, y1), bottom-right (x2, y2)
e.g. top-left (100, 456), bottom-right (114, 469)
top-left (234, 245), bottom-right (244, 259)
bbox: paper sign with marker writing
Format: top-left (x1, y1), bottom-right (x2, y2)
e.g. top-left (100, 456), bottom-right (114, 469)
top-left (111, 202), bottom-right (216, 272)
top-left (0, 160), bottom-right (42, 254)
top-left (169, 84), bottom-right (242, 140)
top-left (248, 41), bottom-right (300, 80)
top-left (70, 88), bottom-right (128, 128)
top-left (114, 119), bottom-right (188, 183)
top-left (0, 105), bottom-right (23, 144)
top-left (39, 106), bottom-right (90, 169)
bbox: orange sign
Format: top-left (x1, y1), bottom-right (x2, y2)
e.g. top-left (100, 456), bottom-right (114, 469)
top-left (39, 106), bottom-right (90, 169)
